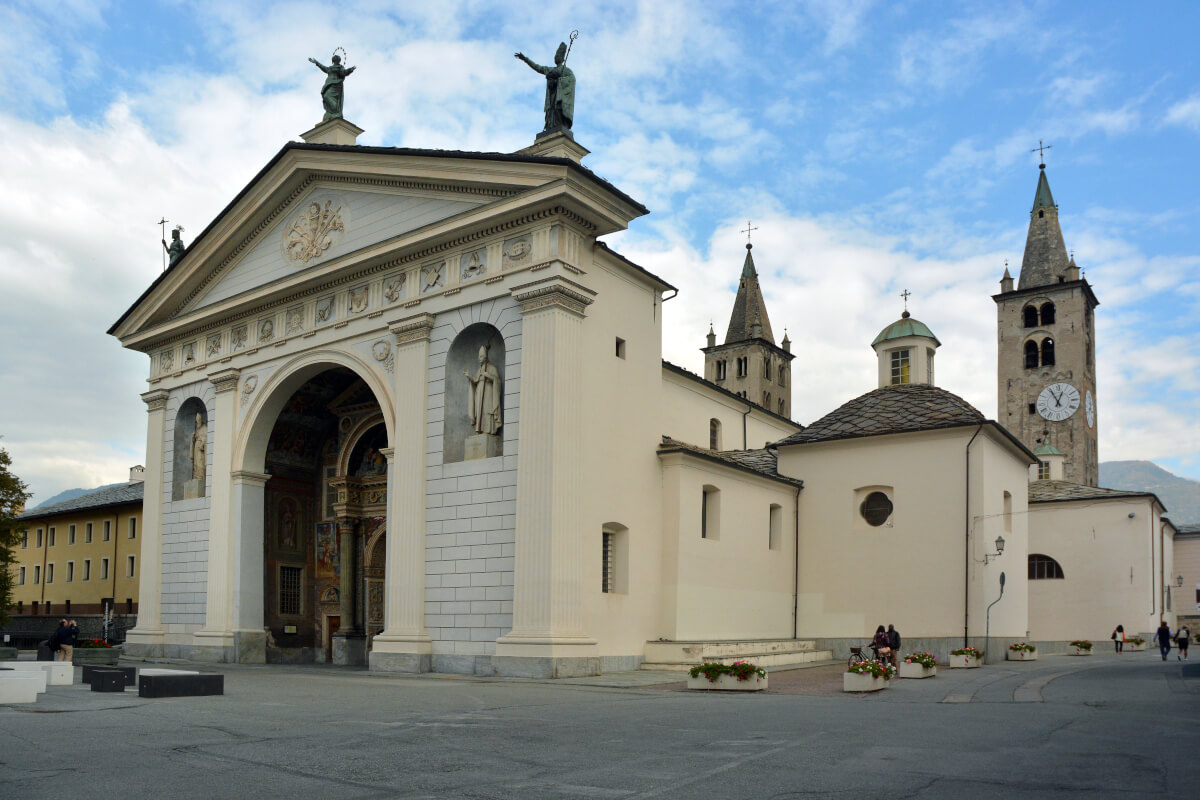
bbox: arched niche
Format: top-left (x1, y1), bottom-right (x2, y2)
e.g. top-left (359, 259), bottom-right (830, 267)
top-left (346, 422), bottom-right (388, 478)
top-left (173, 397), bottom-right (208, 500)
top-left (444, 323), bottom-right (505, 463)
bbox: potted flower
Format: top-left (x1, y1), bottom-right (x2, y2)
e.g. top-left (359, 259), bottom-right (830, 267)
top-left (72, 639), bottom-right (120, 666)
top-left (948, 646), bottom-right (984, 668)
top-left (844, 659), bottom-right (896, 692)
top-left (687, 660), bottom-right (767, 691)
top-left (1125, 636), bottom-right (1145, 652)
top-left (1007, 642), bottom-right (1038, 661)
top-left (899, 651), bottom-right (937, 679)
top-left (1069, 640), bottom-right (1093, 656)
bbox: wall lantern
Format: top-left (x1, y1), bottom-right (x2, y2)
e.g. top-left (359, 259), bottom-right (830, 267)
top-left (983, 535), bottom-right (1006, 565)
top-left (1178, 575), bottom-right (1185, 588)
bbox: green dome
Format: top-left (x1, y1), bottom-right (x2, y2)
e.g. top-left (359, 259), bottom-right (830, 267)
top-left (871, 312), bottom-right (941, 347)
top-left (1032, 442), bottom-right (1064, 457)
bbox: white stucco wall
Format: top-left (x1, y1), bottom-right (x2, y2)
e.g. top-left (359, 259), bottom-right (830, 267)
top-left (661, 369), bottom-right (800, 450)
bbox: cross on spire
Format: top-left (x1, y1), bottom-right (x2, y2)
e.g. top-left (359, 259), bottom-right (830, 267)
top-left (740, 220), bottom-right (758, 247)
top-left (900, 288), bottom-right (911, 312)
top-left (1031, 139), bottom-right (1052, 168)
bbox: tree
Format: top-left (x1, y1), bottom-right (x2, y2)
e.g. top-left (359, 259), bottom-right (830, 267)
top-left (0, 445), bottom-right (31, 627)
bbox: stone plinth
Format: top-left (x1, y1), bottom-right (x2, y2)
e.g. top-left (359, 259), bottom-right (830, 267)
top-left (333, 633), bottom-right (366, 666)
top-left (464, 433), bottom-right (502, 461)
top-left (183, 478), bottom-right (204, 499)
top-left (0, 661), bottom-right (71, 685)
top-left (300, 117), bottom-right (364, 146)
top-left (517, 130), bottom-right (589, 163)
top-left (0, 668), bottom-right (46, 693)
top-left (0, 674), bottom-right (41, 703)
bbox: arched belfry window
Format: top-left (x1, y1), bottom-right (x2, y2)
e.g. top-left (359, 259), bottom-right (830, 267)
top-left (1024, 340), bottom-right (1040, 369)
top-left (1040, 302), bottom-right (1056, 325)
top-left (1023, 306), bottom-right (1039, 328)
top-left (1041, 338), bottom-right (1055, 367)
top-left (1029, 554), bottom-right (1064, 580)
top-left (709, 418), bottom-right (722, 450)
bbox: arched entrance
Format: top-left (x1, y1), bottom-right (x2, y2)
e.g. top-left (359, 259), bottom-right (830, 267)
top-left (238, 356), bottom-right (392, 666)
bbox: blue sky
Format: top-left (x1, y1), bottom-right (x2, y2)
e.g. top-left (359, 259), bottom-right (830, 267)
top-left (1, 0), bottom-right (1198, 502)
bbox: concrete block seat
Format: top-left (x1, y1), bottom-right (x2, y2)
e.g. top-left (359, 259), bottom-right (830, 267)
top-left (138, 669), bottom-right (223, 698)
top-left (0, 668), bottom-right (47, 695)
top-left (89, 670), bottom-right (127, 693)
top-left (82, 665), bottom-right (137, 687)
top-left (641, 639), bottom-right (833, 671)
top-left (0, 672), bottom-right (42, 703)
top-left (0, 661), bottom-right (73, 685)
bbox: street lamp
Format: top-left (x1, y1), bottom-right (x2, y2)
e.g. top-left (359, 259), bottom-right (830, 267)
top-left (1178, 575), bottom-right (1185, 588)
top-left (983, 535), bottom-right (1005, 565)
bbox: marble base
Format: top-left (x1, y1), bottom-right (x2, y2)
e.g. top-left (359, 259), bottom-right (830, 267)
top-left (492, 655), bottom-right (600, 679)
top-left (333, 633), bottom-right (367, 666)
top-left (464, 433), bottom-right (502, 461)
top-left (183, 478), bottom-right (205, 499)
top-left (235, 630), bottom-right (268, 664)
top-left (369, 651), bottom-right (432, 673)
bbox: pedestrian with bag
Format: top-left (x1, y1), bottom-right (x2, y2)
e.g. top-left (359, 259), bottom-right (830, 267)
top-left (871, 625), bottom-right (891, 664)
top-left (1112, 624), bottom-right (1125, 653)
top-left (1155, 620), bottom-right (1173, 661)
top-left (887, 624), bottom-right (902, 668)
top-left (1176, 625), bottom-right (1190, 661)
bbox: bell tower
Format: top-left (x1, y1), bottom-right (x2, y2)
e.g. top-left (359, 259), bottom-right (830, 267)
top-left (994, 161), bottom-right (1099, 485)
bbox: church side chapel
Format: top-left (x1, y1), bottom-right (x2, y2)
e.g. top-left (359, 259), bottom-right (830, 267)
top-left (109, 44), bottom-right (1174, 677)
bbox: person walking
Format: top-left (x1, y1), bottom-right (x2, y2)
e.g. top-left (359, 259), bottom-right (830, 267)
top-left (1176, 625), bottom-right (1191, 661)
top-left (1112, 624), bottom-right (1125, 653)
top-left (887, 624), bottom-right (902, 669)
top-left (1155, 620), bottom-right (1173, 661)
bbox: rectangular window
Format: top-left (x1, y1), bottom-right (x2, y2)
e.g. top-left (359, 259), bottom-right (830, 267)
top-left (279, 566), bottom-right (302, 615)
top-left (128, 518), bottom-right (137, 539)
top-left (36, 528), bottom-right (43, 547)
top-left (701, 487), bottom-right (720, 540)
top-left (1003, 491), bottom-right (1013, 533)
top-left (1038, 461), bottom-right (1050, 480)
top-left (763, 359), bottom-right (772, 380)
top-left (615, 337), bottom-right (626, 359)
top-left (601, 531), bottom-right (615, 593)
top-left (21, 530), bottom-right (27, 548)
top-left (18, 566), bottom-right (25, 585)
top-left (126, 555), bottom-right (136, 578)
top-left (48, 527), bottom-right (55, 546)
top-left (769, 504), bottom-right (782, 550)
top-left (66, 561), bottom-right (74, 582)
top-left (46, 563), bottom-right (54, 584)
top-left (69, 524), bottom-right (76, 545)
top-left (1028, 403), bottom-right (1036, 415)
top-left (103, 520), bottom-right (111, 541)
top-left (890, 349), bottom-right (911, 385)
top-left (927, 351), bottom-right (934, 385)
top-left (83, 559), bottom-right (91, 581)
top-left (101, 558), bottom-right (110, 580)
top-left (34, 565), bottom-right (41, 584)
top-left (85, 522), bottom-right (93, 543)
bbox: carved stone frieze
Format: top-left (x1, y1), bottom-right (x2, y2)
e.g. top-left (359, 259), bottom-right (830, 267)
top-left (460, 249), bottom-right (487, 281)
top-left (206, 334), bottom-right (221, 359)
top-left (372, 340), bottom-right (395, 373)
top-left (160, 350), bottom-right (175, 373)
top-left (315, 296), bottom-right (335, 324)
top-left (283, 199), bottom-right (345, 264)
top-left (389, 313), bottom-right (436, 346)
top-left (421, 261), bottom-right (445, 294)
top-left (259, 318), bottom-right (275, 343)
top-left (182, 342), bottom-right (196, 367)
top-left (286, 306), bottom-right (304, 336)
top-left (231, 326), bottom-right (248, 351)
top-left (503, 234), bottom-right (533, 270)
top-left (349, 285), bottom-right (369, 314)
top-left (383, 274), bottom-right (406, 303)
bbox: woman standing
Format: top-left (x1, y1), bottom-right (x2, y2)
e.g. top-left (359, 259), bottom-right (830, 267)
top-left (871, 625), bottom-right (891, 663)
top-left (1155, 620), bottom-right (1173, 661)
top-left (1112, 624), bottom-right (1125, 653)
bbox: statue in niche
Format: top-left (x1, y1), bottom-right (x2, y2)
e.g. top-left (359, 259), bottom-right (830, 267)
top-left (162, 226), bottom-right (186, 268)
top-left (308, 52), bottom-right (356, 120)
top-left (464, 345), bottom-right (502, 435)
top-left (515, 40), bottom-right (576, 135)
top-left (182, 411), bottom-right (207, 500)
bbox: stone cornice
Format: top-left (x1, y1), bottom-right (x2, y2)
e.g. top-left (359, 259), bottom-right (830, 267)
top-left (141, 389), bottom-right (170, 412)
top-left (208, 367), bottom-right (242, 393)
top-left (511, 275), bottom-right (597, 317)
top-left (388, 313), bottom-right (436, 345)
top-left (230, 470), bottom-right (272, 487)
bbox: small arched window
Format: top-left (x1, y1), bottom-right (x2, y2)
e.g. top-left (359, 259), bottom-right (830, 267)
top-left (709, 418), bottom-right (722, 450)
top-left (1024, 340), bottom-right (1040, 369)
top-left (1039, 302), bottom-right (1055, 325)
top-left (1041, 338), bottom-right (1055, 367)
top-left (1023, 306), bottom-right (1039, 328)
top-left (1028, 554), bottom-right (1065, 580)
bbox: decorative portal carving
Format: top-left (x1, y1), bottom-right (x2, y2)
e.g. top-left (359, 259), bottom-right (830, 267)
top-left (259, 318), bottom-right (276, 343)
top-left (283, 200), bottom-right (344, 264)
top-left (286, 307), bottom-right (304, 336)
top-left (315, 296), bottom-right (335, 324)
top-left (503, 235), bottom-right (533, 269)
top-left (182, 342), bottom-right (196, 367)
top-left (206, 334), bottom-right (221, 359)
top-left (383, 274), bottom-right (405, 303)
top-left (421, 261), bottom-right (445, 294)
top-left (371, 340), bottom-right (394, 373)
top-left (231, 326), bottom-right (248, 351)
top-left (241, 374), bottom-right (259, 406)
top-left (160, 350), bottom-right (174, 373)
top-left (349, 285), bottom-right (369, 314)
top-left (460, 249), bottom-right (487, 281)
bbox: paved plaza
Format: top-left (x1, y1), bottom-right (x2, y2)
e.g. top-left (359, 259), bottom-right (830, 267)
top-left (1, 651), bottom-right (1197, 799)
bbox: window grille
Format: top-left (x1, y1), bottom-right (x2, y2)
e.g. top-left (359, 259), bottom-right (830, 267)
top-left (1038, 461), bottom-right (1050, 480)
top-left (860, 492), bottom-right (893, 527)
top-left (1028, 554), bottom-right (1064, 580)
top-left (280, 566), bottom-right (302, 614)
top-left (890, 350), bottom-right (910, 385)
top-left (601, 532), bottom-right (615, 593)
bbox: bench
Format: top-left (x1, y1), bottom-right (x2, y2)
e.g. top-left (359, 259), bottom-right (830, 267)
top-left (0, 661), bottom-right (73, 686)
top-left (138, 670), bottom-right (224, 698)
top-left (82, 665), bottom-right (136, 687)
top-left (0, 672), bottom-right (42, 703)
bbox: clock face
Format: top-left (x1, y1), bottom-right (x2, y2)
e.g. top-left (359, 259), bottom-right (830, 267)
top-left (1085, 389), bottom-right (1095, 429)
top-left (1037, 382), bottom-right (1080, 422)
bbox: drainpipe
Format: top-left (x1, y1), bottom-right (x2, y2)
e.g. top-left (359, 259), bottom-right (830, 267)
top-left (742, 403), bottom-right (752, 450)
top-left (964, 424), bottom-right (983, 648)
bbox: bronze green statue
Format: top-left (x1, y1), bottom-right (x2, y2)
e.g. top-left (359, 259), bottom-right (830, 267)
top-left (162, 226), bottom-right (185, 268)
top-left (308, 53), bottom-right (356, 120)
top-left (515, 42), bottom-right (575, 135)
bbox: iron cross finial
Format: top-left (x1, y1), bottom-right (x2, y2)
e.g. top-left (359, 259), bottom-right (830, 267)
top-left (900, 288), bottom-right (912, 311)
top-left (1031, 139), bottom-right (1052, 167)
top-left (741, 220), bottom-right (759, 244)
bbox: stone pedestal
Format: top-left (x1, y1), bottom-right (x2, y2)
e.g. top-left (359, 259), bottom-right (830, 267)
top-left (464, 433), bottom-right (502, 461)
top-left (300, 117), bottom-right (364, 146)
top-left (518, 131), bottom-right (590, 163)
top-left (332, 633), bottom-right (367, 666)
top-left (183, 478), bottom-right (205, 499)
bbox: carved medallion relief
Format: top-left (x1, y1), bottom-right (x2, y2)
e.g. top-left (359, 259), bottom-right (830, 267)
top-left (349, 285), bottom-right (369, 314)
top-left (160, 350), bottom-right (174, 373)
top-left (315, 296), bottom-right (335, 325)
top-left (182, 342), bottom-right (196, 367)
top-left (282, 198), bottom-right (346, 264)
top-left (460, 249), bottom-right (487, 281)
top-left (286, 307), bottom-right (304, 336)
top-left (259, 318), bottom-right (275, 344)
top-left (383, 274), bottom-right (405, 304)
top-left (503, 235), bottom-right (533, 270)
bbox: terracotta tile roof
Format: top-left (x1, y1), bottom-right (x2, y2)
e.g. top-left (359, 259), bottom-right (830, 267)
top-left (18, 482), bottom-right (144, 521)
top-left (657, 437), bottom-right (802, 488)
top-left (1028, 479), bottom-right (1162, 506)
top-left (773, 384), bottom-right (986, 447)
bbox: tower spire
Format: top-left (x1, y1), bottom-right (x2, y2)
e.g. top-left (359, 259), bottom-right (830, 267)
top-left (725, 242), bottom-right (775, 343)
top-left (1018, 164), bottom-right (1070, 290)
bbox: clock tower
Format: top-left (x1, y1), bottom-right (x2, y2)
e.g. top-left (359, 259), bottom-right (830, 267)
top-left (994, 163), bottom-right (1099, 485)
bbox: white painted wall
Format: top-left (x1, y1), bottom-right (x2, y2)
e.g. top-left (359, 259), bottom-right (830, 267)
top-left (661, 369), bottom-right (800, 450)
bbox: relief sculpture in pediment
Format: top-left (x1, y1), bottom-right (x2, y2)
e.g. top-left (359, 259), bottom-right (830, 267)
top-left (283, 199), bottom-right (345, 264)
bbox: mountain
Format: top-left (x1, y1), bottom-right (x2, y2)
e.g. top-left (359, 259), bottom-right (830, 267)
top-left (1099, 461), bottom-right (1200, 526)
top-left (32, 483), bottom-right (123, 510)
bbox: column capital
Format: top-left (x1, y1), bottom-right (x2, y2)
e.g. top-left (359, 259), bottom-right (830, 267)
top-left (208, 367), bottom-right (242, 394)
top-left (141, 389), bottom-right (170, 412)
top-left (511, 276), bottom-right (596, 317)
top-left (388, 313), bottom-right (436, 345)
top-left (230, 470), bottom-right (271, 487)
top-left (378, 447), bottom-right (395, 461)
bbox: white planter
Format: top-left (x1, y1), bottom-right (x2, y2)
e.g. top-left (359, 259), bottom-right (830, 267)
top-left (1125, 641), bottom-right (1145, 652)
top-left (948, 654), bottom-right (982, 669)
top-left (843, 672), bottom-right (888, 692)
top-left (899, 662), bottom-right (937, 679)
top-left (1070, 648), bottom-right (1093, 656)
top-left (686, 673), bottom-right (767, 692)
top-left (1007, 649), bottom-right (1038, 661)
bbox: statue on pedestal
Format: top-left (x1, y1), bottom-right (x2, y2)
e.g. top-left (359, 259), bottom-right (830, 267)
top-left (162, 226), bottom-right (185, 268)
top-left (309, 51), bottom-right (356, 121)
top-left (515, 38), bottom-right (576, 135)
top-left (190, 412), bottom-right (207, 484)
top-left (464, 346), bottom-right (502, 435)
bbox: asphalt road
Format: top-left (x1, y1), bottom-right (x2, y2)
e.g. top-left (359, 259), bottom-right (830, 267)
top-left (1, 651), bottom-right (1197, 799)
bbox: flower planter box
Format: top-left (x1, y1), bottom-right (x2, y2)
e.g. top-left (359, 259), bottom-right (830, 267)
top-left (948, 654), bottom-right (982, 669)
top-left (1007, 649), bottom-right (1038, 661)
top-left (1125, 641), bottom-right (1145, 652)
top-left (72, 647), bottom-right (120, 666)
top-left (1070, 648), bottom-right (1093, 656)
top-left (899, 662), bottom-right (937, 679)
top-left (686, 673), bottom-right (767, 692)
top-left (843, 672), bottom-right (888, 692)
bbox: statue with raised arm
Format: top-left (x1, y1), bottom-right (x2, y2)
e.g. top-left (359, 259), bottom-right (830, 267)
top-left (515, 42), bottom-right (575, 135)
top-left (464, 346), bottom-right (502, 436)
top-left (308, 52), bottom-right (356, 120)
top-left (162, 226), bottom-right (185, 268)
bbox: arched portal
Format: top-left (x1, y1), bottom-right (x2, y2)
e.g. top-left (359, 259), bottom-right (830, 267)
top-left (235, 356), bottom-right (391, 666)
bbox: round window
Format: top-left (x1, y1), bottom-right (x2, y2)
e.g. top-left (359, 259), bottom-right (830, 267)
top-left (860, 492), bottom-right (893, 527)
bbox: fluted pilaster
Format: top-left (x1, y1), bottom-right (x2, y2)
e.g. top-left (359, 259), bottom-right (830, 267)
top-left (125, 389), bottom-right (169, 650)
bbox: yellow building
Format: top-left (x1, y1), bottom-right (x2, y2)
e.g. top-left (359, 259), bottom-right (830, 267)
top-left (7, 468), bottom-right (143, 621)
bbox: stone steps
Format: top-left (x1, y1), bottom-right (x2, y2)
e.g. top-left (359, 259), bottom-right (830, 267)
top-left (641, 639), bottom-right (834, 671)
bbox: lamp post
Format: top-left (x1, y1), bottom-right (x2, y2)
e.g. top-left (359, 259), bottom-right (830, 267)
top-left (983, 535), bottom-right (1006, 565)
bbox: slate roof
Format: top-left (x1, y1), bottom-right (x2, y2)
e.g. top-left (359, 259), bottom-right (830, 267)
top-left (1174, 523), bottom-right (1200, 537)
top-left (18, 482), bottom-right (144, 521)
top-left (1032, 442), bottom-right (1065, 456)
top-left (657, 437), bottom-right (802, 488)
top-left (1028, 480), bottom-right (1163, 508)
top-left (773, 384), bottom-right (987, 447)
top-left (724, 244), bottom-right (775, 344)
top-left (871, 312), bottom-right (940, 347)
top-left (1018, 166), bottom-right (1070, 290)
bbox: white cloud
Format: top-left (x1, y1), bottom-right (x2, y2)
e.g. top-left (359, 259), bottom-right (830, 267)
top-left (1164, 94), bottom-right (1200, 132)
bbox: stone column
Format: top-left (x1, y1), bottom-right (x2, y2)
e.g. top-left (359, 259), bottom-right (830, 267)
top-left (229, 470), bottom-right (269, 662)
top-left (495, 277), bottom-right (599, 678)
top-left (370, 313), bottom-right (435, 673)
top-left (192, 368), bottom-right (239, 662)
top-left (124, 389), bottom-right (169, 657)
top-left (333, 516), bottom-right (365, 665)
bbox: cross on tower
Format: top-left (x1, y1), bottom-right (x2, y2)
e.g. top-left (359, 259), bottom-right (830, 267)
top-left (1031, 139), bottom-right (1052, 168)
top-left (900, 288), bottom-right (911, 312)
top-left (740, 220), bottom-right (758, 245)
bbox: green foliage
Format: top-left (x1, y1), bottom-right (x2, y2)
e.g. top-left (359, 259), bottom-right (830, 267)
top-left (846, 659), bottom-right (896, 679)
top-left (950, 646), bottom-right (984, 658)
top-left (1128, 637), bottom-right (1145, 645)
top-left (902, 651), bottom-right (937, 668)
top-left (1070, 640), bottom-right (1093, 650)
top-left (0, 445), bottom-right (32, 628)
top-left (1008, 642), bottom-right (1037, 652)
top-left (688, 660), bottom-right (766, 682)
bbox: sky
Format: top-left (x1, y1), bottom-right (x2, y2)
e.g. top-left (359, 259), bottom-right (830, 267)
top-left (1, 0), bottom-right (1198, 504)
